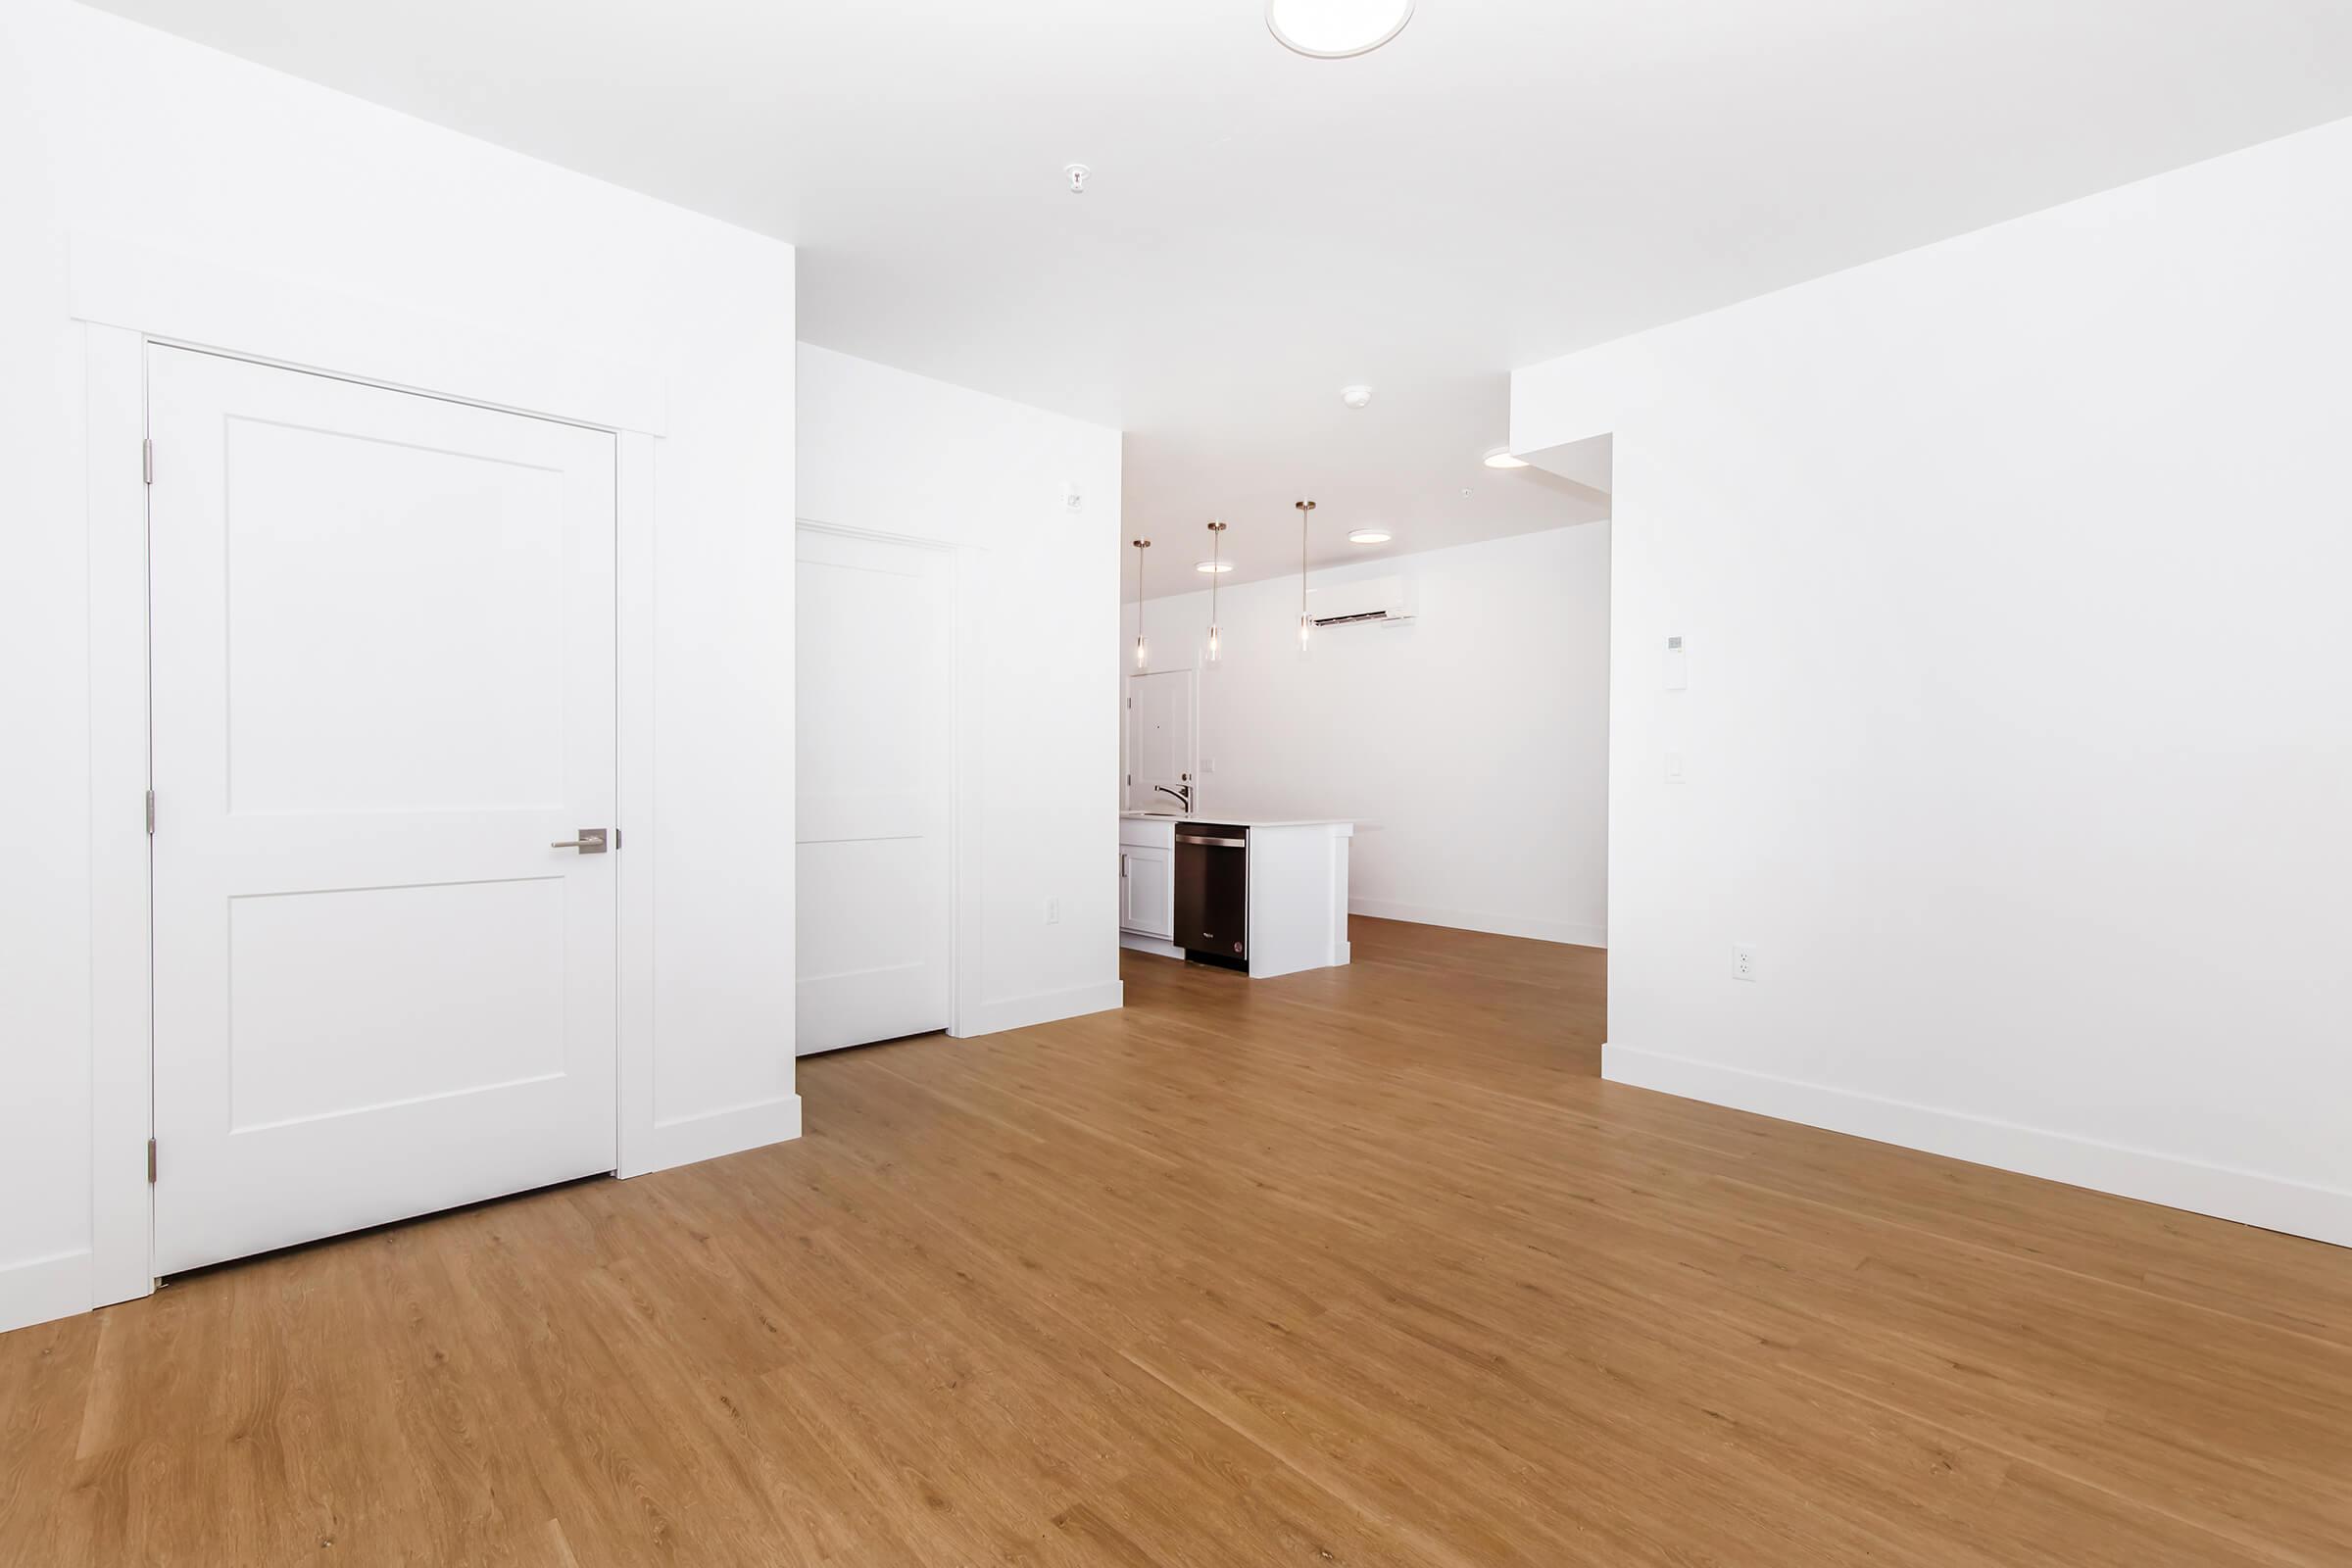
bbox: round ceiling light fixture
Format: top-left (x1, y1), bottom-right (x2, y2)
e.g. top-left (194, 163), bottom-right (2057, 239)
top-left (1483, 447), bottom-right (1529, 468)
top-left (1340, 383), bottom-right (1374, 410)
top-left (1195, 559), bottom-right (1234, 573)
top-left (1267, 0), bottom-right (1415, 59)
top-left (1348, 527), bottom-right (1393, 545)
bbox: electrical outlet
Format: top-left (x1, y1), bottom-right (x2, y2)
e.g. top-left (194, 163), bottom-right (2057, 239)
top-left (1732, 943), bottom-right (1758, 982)
top-left (1046, 897), bottom-right (1061, 925)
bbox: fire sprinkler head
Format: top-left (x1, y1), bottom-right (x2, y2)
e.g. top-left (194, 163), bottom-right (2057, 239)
top-left (1063, 163), bottom-right (1092, 195)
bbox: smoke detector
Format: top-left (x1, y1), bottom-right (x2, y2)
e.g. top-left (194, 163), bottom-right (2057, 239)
top-left (1340, 384), bottom-right (1374, 410)
top-left (1063, 164), bottom-right (1092, 196)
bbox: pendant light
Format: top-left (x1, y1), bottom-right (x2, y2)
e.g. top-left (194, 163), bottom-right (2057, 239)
top-left (1294, 499), bottom-right (1316, 655)
top-left (1204, 520), bottom-right (1227, 665)
top-left (1131, 537), bottom-right (1152, 670)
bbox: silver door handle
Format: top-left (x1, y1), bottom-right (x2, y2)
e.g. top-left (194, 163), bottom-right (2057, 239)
top-left (551, 828), bottom-right (610, 854)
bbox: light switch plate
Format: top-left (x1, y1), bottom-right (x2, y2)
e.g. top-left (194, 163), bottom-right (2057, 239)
top-left (1664, 634), bottom-right (1689, 691)
top-left (1665, 753), bottom-right (1687, 783)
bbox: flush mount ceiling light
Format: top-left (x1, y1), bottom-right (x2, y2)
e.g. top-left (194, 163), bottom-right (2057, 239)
top-left (1483, 447), bottom-right (1529, 468)
top-left (1195, 560), bottom-right (1234, 572)
top-left (1268, 0), bottom-right (1414, 59)
top-left (1340, 383), bottom-right (1375, 410)
top-left (1348, 527), bottom-right (1393, 545)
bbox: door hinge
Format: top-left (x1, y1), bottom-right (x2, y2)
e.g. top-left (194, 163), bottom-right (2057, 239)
top-left (146, 1139), bottom-right (158, 1184)
top-left (142, 438), bottom-right (153, 485)
top-left (146, 789), bottom-right (156, 835)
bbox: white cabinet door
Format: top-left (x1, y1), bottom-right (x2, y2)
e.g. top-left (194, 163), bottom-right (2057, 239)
top-left (795, 527), bottom-right (954, 1054)
top-left (1123, 844), bottom-right (1175, 939)
top-left (149, 346), bottom-right (619, 1277)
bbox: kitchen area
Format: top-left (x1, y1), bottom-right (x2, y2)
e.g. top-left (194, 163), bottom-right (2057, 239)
top-left (1117, 524), bottom-right (1357, 980)
top-left (1115, 504), bottom-right (1609, 979)
top-left (1119, 808), bottom-right (1354, 979)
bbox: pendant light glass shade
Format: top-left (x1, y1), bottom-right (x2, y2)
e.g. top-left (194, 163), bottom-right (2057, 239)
top-left (1294, 500), bottom-right (1316, 657)
top-left (1131, 538), bottom-right (1151, 670)
top-left (1204, 520), bottom-right (1226, 666)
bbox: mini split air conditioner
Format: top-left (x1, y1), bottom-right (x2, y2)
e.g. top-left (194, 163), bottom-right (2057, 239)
top-left (1305, 573), bottom-right (1416, 627)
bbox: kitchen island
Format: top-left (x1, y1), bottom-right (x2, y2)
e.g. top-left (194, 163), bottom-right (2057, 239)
top-left (1118, 811), bottom-right (1354, 978)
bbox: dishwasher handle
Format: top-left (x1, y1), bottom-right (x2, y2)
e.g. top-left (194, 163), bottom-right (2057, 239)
top-left (1175, 833), bottom-right (1247, 848)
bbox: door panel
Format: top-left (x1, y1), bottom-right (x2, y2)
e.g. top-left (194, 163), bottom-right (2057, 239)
top-left (149, 346), bottom-right (619, 1276)
top-left (795, 527), bottom-right (953, 1054)
top-left (220, 417), bottom-right (566, 814)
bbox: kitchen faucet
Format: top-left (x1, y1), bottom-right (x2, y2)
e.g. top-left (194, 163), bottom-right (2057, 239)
top-left (1154, 781), bottom-right (1193, 812)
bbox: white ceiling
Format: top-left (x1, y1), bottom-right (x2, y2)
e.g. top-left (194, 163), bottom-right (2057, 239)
top-left (83, 0), bottom-right (2352, 588)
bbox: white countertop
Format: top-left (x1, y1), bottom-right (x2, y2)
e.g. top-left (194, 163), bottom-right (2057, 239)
top-left (1120, 811), bottom-right (1354, 829)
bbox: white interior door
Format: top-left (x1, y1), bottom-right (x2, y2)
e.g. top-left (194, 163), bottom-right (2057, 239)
top-left (149, 346), bottom-right (619, 1277)
top-left (1127, 669), bottom-right (1196, 811)
top-left (795, 526), bottom-right (954, 1054)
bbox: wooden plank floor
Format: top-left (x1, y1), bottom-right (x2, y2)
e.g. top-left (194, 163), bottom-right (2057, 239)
top-left (4, 915), bottom-right (2348, 1565)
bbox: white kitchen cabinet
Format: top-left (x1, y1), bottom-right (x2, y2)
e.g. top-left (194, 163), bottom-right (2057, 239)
top-left (1121, 843), bottom-right (1174, 939)
top-left (1117, 812), bottom-right (1353, 975)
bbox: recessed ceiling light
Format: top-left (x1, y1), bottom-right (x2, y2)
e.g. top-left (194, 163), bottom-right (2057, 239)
top-left (1483, 448), bottom-right (1528, 468)
top-left (1348, 528), bottom-right (1393, 545)
top-left (1267, 0), bottom-right (1415, 59)
top-left (1195, 560), bottom-right (1234, 573)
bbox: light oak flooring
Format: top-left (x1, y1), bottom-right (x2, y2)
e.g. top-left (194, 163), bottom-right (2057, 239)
top-left (4, 916), bottom-right (2349, 1565)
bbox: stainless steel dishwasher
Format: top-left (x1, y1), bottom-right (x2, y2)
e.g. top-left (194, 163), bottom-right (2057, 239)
top-left (1173, 823), bottom-right (1249, 969)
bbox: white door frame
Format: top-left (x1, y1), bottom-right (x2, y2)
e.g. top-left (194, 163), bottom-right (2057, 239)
top-left (794, 517), bottom-right (984, 1041)
top-left (76, 236), bottom-right (669, 1311)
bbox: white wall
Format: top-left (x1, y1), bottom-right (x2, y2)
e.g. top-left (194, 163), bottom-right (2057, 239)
top-left (1, 0), bottom-right (800, 1332)
top-left (1513, 117), bottom-right (2352, 1246)
top-left (1119, 526), bottom-right (1610, 948)
top-left (798, 345), bottom-right (1125, 1034)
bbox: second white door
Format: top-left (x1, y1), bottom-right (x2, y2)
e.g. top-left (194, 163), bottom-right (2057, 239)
top-left (795, 527), bottom-right (955, 1054)
top-left (1127, 668), bottom-right (1196, 811)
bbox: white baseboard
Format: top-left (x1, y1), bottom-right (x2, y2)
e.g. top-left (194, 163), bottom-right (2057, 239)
top-left (1, 1250), bottom-right (93, 1338)
top-left (1349, 898), bottom-right (1606, 949)
top-left (620, 1094), bottom-right (803, 1179)
top-left (1603, 1044), bottom-right (2352, 1250)
top-left (955, 979), bottom-right (1124, 1039)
